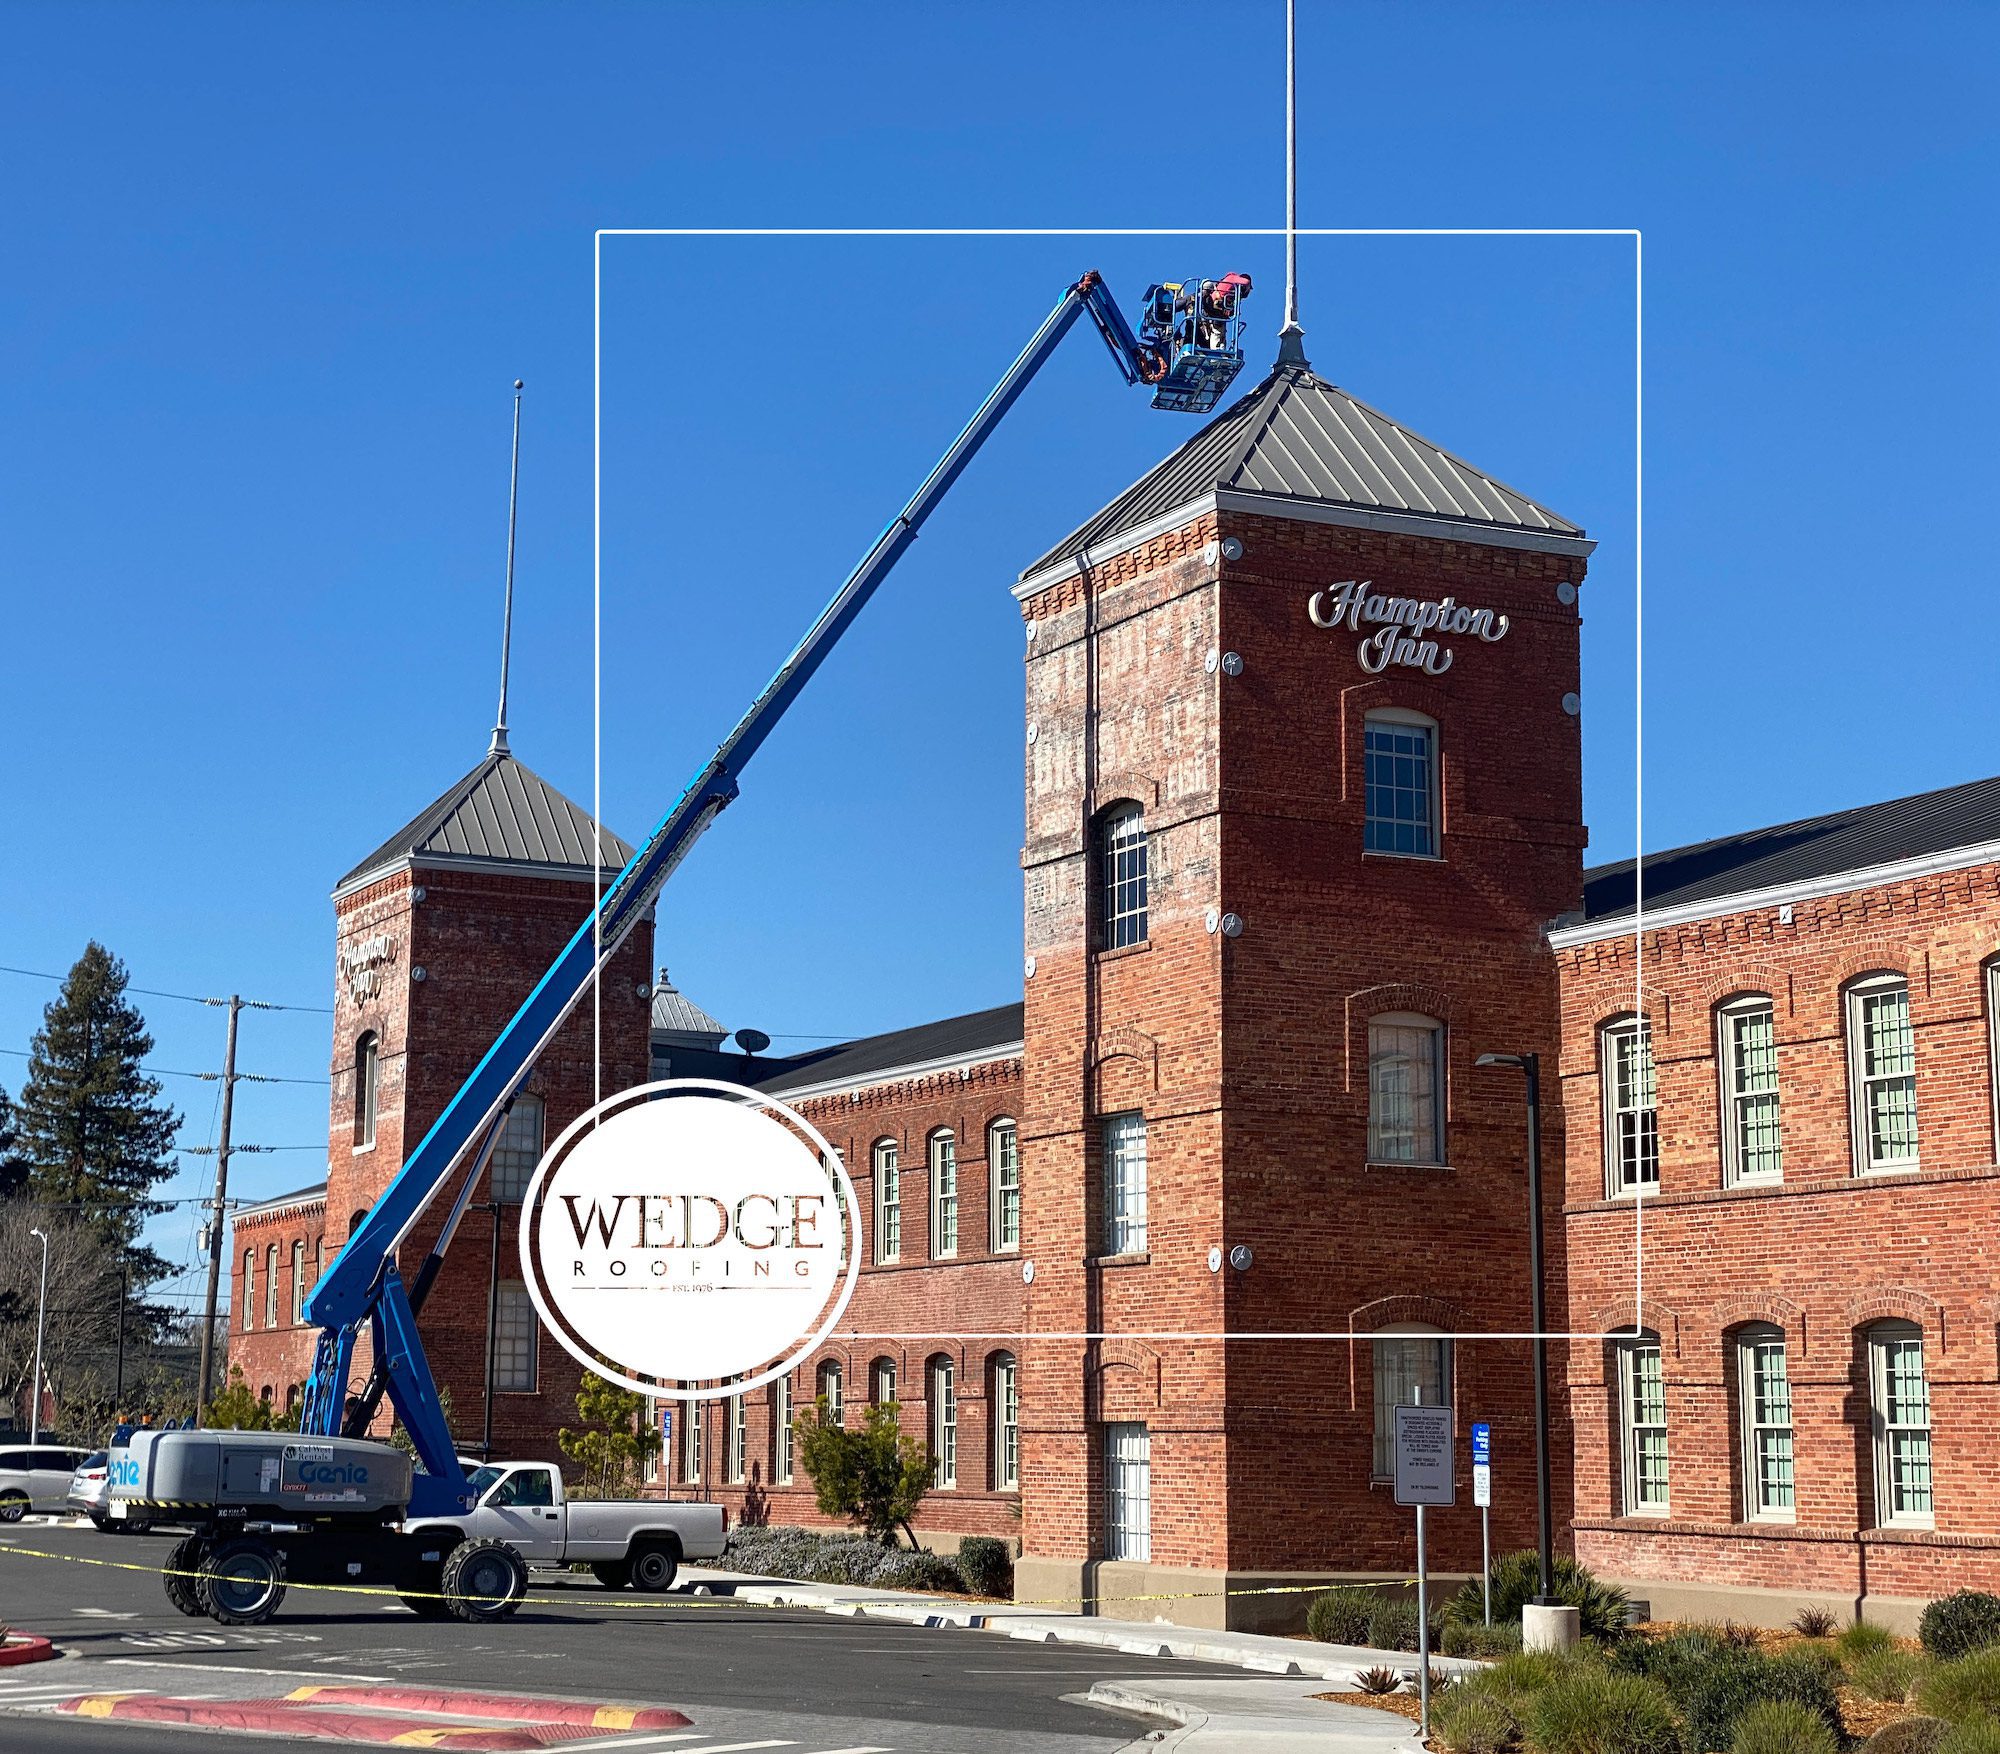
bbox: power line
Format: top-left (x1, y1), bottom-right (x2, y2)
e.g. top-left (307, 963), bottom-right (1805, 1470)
top-left (0, 1045), bottom-right (328, 1085)
top-left (0, 962), bottom-right (332, 1014)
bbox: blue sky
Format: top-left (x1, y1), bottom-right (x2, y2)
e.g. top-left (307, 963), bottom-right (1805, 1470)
top-left (3, 0), bottom-right (1995, 1301)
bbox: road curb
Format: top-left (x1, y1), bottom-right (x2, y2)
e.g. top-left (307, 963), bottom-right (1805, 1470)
top-left (57, 1694), bottom-right (565, 1749)
top-left (0, 1635), bottom-right (56, 1667)
top-left (284, 1684), bottom-right (691, 1731)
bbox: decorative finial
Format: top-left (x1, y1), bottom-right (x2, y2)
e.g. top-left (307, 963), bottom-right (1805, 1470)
top-left (491, 380), bottom-right (525, 756)
top-left (1276, 0), bottom-right (1309, 368)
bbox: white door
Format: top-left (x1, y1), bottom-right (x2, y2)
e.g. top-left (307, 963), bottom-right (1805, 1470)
top-left (474, 1465), bottom-right (563, 1560)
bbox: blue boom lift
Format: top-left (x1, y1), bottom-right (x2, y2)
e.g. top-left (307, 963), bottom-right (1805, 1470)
top-left (119, 268), bottom-right (1251, 1625)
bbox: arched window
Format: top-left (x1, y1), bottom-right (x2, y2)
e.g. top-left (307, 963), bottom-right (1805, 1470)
top-left (988, 1118), bottom-right (1020, 1253)
top-left (928, 1356), bottom-right (956, 1488)
top-left (1600, 1015), bottom-right (1659, 1195)
top-left (1866, 1320), bottom-right (1933, 1528)
top-left (353, 1032), bottom-right (380, 1149)
top-left (348, 1207), bottom-right (368, 1244)
top-left (1848, 974), bottom-right (1919, 1173)
top-left (928, 1130), bottom-right (958, 1259)
top-left (291, 1239), bottom-right (307, 1324)
top-left (871, 1356), bottom-right (898, 1406)
top-left (872, 1138), bottom-right (900, 1263)
top-left (1371, 1324), bottom-right (1452, 1478)
top-left (1733, 1324), bottom-right (1793, 1521)
top-left (1616, 1329), bottom-right (1668, 1515)
top-left (1719, 995), bottom-right (1783, 1185)
top-left (490, 1094), bottom-right (546, 1203)
top-left (1097, 803), bottom-right (1148, 949)
top-left (990, 1351), bottom-right (1020, 1490)
top-left (264, 1245), bottom-right (279, 1327)
top-left (242, 1249), bottom-right (255, 1331)
top-left (1363, 708), bottom-right (1439, 857)
top-left (817, 1361), bottom-right (844, 1428)
top-left (725, 1378), bottom-right (747, 1484)
top-left (1368, 1012), bottom-right (1445, 1165)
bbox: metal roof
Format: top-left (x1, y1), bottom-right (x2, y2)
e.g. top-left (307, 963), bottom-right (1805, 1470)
top-left (235, 1181), bottom-right (328, 1221)
top-left (337, 749), bottom-right (635, 895)
top-left (1579, 772), bottom-right (2000, 927)
top-left (751, 1002), bottom-right (1024, 1099)
top-left (1020, 359), bottom-right (1584, 582)
top-left (650, 968), bottom-right (726, 1042)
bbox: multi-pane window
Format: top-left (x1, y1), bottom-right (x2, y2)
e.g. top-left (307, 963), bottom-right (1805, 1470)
top-left (872, 1357), bottom-right (897, 1405)
top-left (1363, 712), bottom-right (1438, 856)
top-left (1870, 1322), bottom-right (1933, 1527)
top-left (1738, 1327), bottom-right (1794, 1519)
top-left (354, 1032), bottom-right (379, 1149)
top-left (832, 1150), bottom-right (851, 1268)
top-left (1850, 976), bottom-right (1919, 1171)
top-left (726, 1382), bottom-right (746, 1484)
top-left (774, 1375), bottom-right (794, 1485)
top-left (493, 1282), bottom-right (538, 1392)
top-left (1099, 805), bottom-right (1149, 949)
top-left (819, 1362), bottom-right (844, 1427)
top-left (242, 1249), bottom-right (255, 1331)
top-left (1619, 1335), bottom-right (1669, 1514)
top-left (1720, 998), bottom-right (1783, 1184)
top-left (1104, 1423), bottom-right (1151, 1561)
top-left (872, 1139), bottom-right (901, 1263)
top-left (1371, 1329), bottom-right (1452, 1478)
top-left (680, 1393), bottom-right (704, 1484)
top-left (992, 1353), bottom-right (1020, 1490)
top-left (1102, 1111), bottom-right (1148, 1255)
top-left (265, 1245), bottom-right (279, 1327)
top-left (989, 1119), bottom-right (1021, 1252)
top-left (489, 1095), bottom-right (546, 1203)
top-left (1368, 1014), bottom-right (1445, 1164)
top-left (929, 1358), bottom-right (956, 1488)
top-left (1602, 1017), bottom-right (1660, 1195)
top-left (1988, 960), bottom-right (2000, 1158)
top-left (291, 1239), bottom-right (307, 1324)
top-left (929, 1131), bottom-right (958, 1259)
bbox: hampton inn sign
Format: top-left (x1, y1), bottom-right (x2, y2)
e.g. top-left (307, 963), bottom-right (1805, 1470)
top-left (1308, 579), bottom-right (1513, 676)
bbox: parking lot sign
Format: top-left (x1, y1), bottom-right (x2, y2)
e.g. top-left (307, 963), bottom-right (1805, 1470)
top-left (1393, 1404), bottom-right (1456, 1507)
top-left (1472, 1420), bottom-right (1492, 1508)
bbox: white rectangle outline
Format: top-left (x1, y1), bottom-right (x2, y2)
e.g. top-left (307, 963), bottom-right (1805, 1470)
top-left (594, 226), bottom-right (1645, 1345)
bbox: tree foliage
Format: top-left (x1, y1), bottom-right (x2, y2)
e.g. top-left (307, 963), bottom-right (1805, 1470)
top-left (204, 1365), bottom-right (300, 1432)
top-left (795, 1397), bottom-right (933, 1547)
top-left (558, 1370), bottom-right (660, 1496)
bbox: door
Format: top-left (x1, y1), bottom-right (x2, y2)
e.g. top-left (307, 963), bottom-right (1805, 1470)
top-left (473, 1465), bottom-right (563, 1560)
top-left (30, 1450), bottom-right (80, 1514)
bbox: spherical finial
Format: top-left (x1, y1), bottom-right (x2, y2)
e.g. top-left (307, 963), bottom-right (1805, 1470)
top-left (514, 379), bottom-right (524, 390)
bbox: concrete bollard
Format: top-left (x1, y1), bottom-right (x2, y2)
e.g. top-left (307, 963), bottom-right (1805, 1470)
top-left (1523, 1603), bottom-right (1581, 1653)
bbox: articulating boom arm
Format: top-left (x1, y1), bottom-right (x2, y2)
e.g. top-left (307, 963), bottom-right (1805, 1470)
top-left (298, 268), bottom-right (1249, 1508)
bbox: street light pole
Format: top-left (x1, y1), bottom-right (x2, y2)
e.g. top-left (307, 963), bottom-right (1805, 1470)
top-left (482, 1199), bottom-right (503, 1460)
top-left (1476, 1050), bottom-right (1556, 1607)
top-left (27, 1227), bottom-right (50, 1445)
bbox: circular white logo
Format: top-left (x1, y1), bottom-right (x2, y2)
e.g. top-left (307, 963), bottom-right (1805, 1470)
top-left (519, 1080), bottom-right (859, 1402)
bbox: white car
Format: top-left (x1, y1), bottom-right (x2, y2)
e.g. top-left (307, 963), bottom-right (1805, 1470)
top-left (0, 1445), bottom-right (89, 1522)
top-left (410, 1461), bottom-right (725, 1591)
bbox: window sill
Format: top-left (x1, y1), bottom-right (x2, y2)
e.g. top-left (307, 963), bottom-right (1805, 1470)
top-left (1366, 1160), bottom-right (1454, 1174)
top-left (1094, 940), bottom-right (1152, 964)
top-left (352, 1143), bottom-right (376, 1156)
top-left (1091, 1251), bottom-right (1151, 1269)
top-left (1859, 1160), bottom-right (1923, 1178)
top-left (1361, 848), bottom-right (1445, 864)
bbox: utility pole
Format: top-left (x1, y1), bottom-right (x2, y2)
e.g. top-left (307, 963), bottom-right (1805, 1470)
top-left (195, 995), bottom-right (242, 1416)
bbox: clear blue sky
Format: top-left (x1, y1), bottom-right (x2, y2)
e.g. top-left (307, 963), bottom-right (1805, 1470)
top-left (3, 1), bottom-right (1995, 1305)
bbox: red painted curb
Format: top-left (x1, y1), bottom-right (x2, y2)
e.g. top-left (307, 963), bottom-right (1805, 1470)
top-left (285, 1684), bottom-right (691, 1732)
top-left (0, 1636), bottom-right (55, 1667)
top-left (55, 1696), bottom-right (566, 1749)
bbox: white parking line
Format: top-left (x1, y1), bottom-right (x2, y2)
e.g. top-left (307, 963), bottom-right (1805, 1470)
top-left (565, 1739), bottom-right (711, 1751)
top-left (73, 1608), bottom-right (140, 1619)
top-left (686, 1744), bottom-right (800, 1753)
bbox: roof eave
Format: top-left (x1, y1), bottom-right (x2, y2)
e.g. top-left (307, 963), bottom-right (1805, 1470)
top-left (332, 850), bottom-right (636, 905)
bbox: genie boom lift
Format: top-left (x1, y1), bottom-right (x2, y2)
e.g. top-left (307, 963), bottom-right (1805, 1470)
top-left (113, 267), bottom-right (1251, 1625)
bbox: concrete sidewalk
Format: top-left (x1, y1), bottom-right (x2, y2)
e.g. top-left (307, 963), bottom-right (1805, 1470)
top-left (1090, 1675), bottom-right (1427, 1752)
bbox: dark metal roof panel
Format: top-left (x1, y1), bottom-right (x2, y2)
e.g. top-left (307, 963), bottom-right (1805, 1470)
top-left (1581, 773), bottom-right (2000, 924)
top-left (751, 1003), bottom-right (1025, 1096)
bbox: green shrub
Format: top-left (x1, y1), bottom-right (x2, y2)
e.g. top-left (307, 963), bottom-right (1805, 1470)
top-left (956, 1536), bottom-right (1012, 1598)
top-left (1729, 1699), bottom-right (1839, 1754)
top-left (1671, 1649), bottom-right (1844, 1753)
top-left (1940, 1718), bottom-right (2000, 1754)
top-left (1793, 1606), bottom-right (1840, 1639)
top-left (1525, 1668), bottom-right (1682, 1754)
top-left (1854, 1646), bottom-right (1932, 1704)
top-left (1433, 1686), bottom-right (1522, 1753)
top-left (1921, 1650), bottom-right (2000, 1724)
top-left (1865, 1720), bottom-right (1948, 1754)
top-left (1367, 1597), bottom-right (1439, 1654)
top-left (1611, 1625), bottom-right (1733, 1688)
top-left (1307, 1585), bottom-right (1380, 1646)
top-left (1840, 1620), bottom-right (1900, 1666)
top-left (1925, 1596), bottom-right (2000, 1662)
top-left (1444, 1619), bottom-right (1525, 1659)
top-left (1445, 1550), bottom-right (1631, 1643)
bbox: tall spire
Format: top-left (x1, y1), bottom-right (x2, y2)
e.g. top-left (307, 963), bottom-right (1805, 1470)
top-left (1276, 0), bottom-right (1309, 367)
top-left (491, 379), bottom-right (524, 756)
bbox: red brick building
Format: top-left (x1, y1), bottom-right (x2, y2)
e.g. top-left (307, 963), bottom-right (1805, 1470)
top-left (234, 339), bottom-right (2000, 1632)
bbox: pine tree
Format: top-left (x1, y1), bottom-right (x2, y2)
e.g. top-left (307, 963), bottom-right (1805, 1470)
top-left (0, 1083), bottom-right (23, 1198)
top-left (12, 943), bottom-right (180, 1294)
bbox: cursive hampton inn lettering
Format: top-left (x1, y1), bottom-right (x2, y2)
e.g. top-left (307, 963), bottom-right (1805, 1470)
top-left (1307, 579), bottom-right (1511, 676)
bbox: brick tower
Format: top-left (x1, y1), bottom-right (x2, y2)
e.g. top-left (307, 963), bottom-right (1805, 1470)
top-left (1012, 342), bottom-right (1593, 1627)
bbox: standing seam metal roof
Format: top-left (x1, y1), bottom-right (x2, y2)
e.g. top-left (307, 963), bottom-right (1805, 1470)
top-left (1020, 360), bottom-right (1582, 580)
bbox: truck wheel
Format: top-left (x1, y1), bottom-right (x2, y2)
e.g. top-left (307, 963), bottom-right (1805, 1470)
top-left (591, 1560), bottom-right (632, 1591)
top-left (163, 1536), bottom-right (209, 1617)
top-left (628, 1540), bottom-right (679, 1593)
top-left (397, 1555), bottom-right (453, 1619)
top-left (198, 1537), bottom-right (288, 1625)
top-left (440, 1538), bottom-right (527, 1623)
top-left (0, 1492), bottom-right (27, 1523)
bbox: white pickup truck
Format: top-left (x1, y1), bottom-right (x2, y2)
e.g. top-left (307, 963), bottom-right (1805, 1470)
top-left (408, 1461), bottom-right (726, 1592)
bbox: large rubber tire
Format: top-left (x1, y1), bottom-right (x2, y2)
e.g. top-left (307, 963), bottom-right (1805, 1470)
top-left (591, 1560), bottom-right (633, 1591)
top-left (0, 1492), bottom-right (28, 1524)
top-left (398, 1555), bottom-right (453, 1619)
top-left (163, 1535), bottom-right (209, 1617)
top-left (628, 1539), bottom-right (679, 1593)
top-left (198, 1537), bottom-right (288, 1625)
top-left (440, 1538), bottom-right (527, 1623)
top-left (89, 1515), bottom-right (111, 1533)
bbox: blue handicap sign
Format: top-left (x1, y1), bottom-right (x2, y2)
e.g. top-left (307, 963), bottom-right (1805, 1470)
top-left (1471, 1421), bottom-right (1491, 1464)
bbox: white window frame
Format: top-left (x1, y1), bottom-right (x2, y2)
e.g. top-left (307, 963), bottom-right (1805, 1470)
top-left (1988, 958), bottom-right (2000, 1161)
top-left (680, 1393), bottom-right (703, 1484)
top-left (242, 1249), bottom-right (255, 1331)
top-left (872, 1138), bottom-right (901, 1263)
top-left (1370, 1325), bottom-right (1452, 1479)
top-left (1618, 1333), bottom-right (1669, 1516)
top-left (1736, 1325), bottom-right (1795, 1522)
top-left (928, 1130), bottom-right (958, 1259)
top-left (872, 1357), bottom-right (897, 1406)
top-left (1848, 974), bottom-right (1920, 1174)
top-left (1367, 1012), bottom-right (1446, 1166)
top-left (1102, 1111), bottom-right (1148, 1255)
top-left (1104, 1423), bottom-right (1151, 1561)
top-left (992, 1353), bottom-right (1020, 1490)
top-left (1601, 1015), bottom-right (1660, 1197)
top-left (774, 1375), bottom-right (793, 1485)
top-left (726, 1382), bottom-right (746, 1484)
top-left (354, 1032), bottom-right (379, 1150)
top-left (818, 1362), bottom-right (844, 1428)
top-left (1099, 803), bottom-right (1149, 950)
top-left (492, 1281), bottom-right (538, 1393)
top-left (1362, 707), bottom-right (1440, 858)
top-left (1869, 1321), bottom-right (1934, 1529)
top-left (264, 1245), bottom-right (279, 1327)
top-left (489, 1094), bottom-right (546, 1203)
top-left (1718, 996), bottom-right (1783, 1186)
top-left (929, 1358), bottom-right (956, 1488)
top-left (989, 1119), bottom-right (1021, 1253)
top-left (291, 1239), bottom-right (307, 1324)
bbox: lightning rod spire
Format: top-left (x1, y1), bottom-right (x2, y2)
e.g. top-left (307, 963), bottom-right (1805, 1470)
top-left (491, 379), bottom-right (524, 756)
top-left (1277, 0), bottom-right (1309, 367)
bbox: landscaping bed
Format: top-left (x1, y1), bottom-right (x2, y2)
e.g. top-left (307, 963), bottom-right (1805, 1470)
top-left (719, 1525), bottom-right (1014, 1599)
